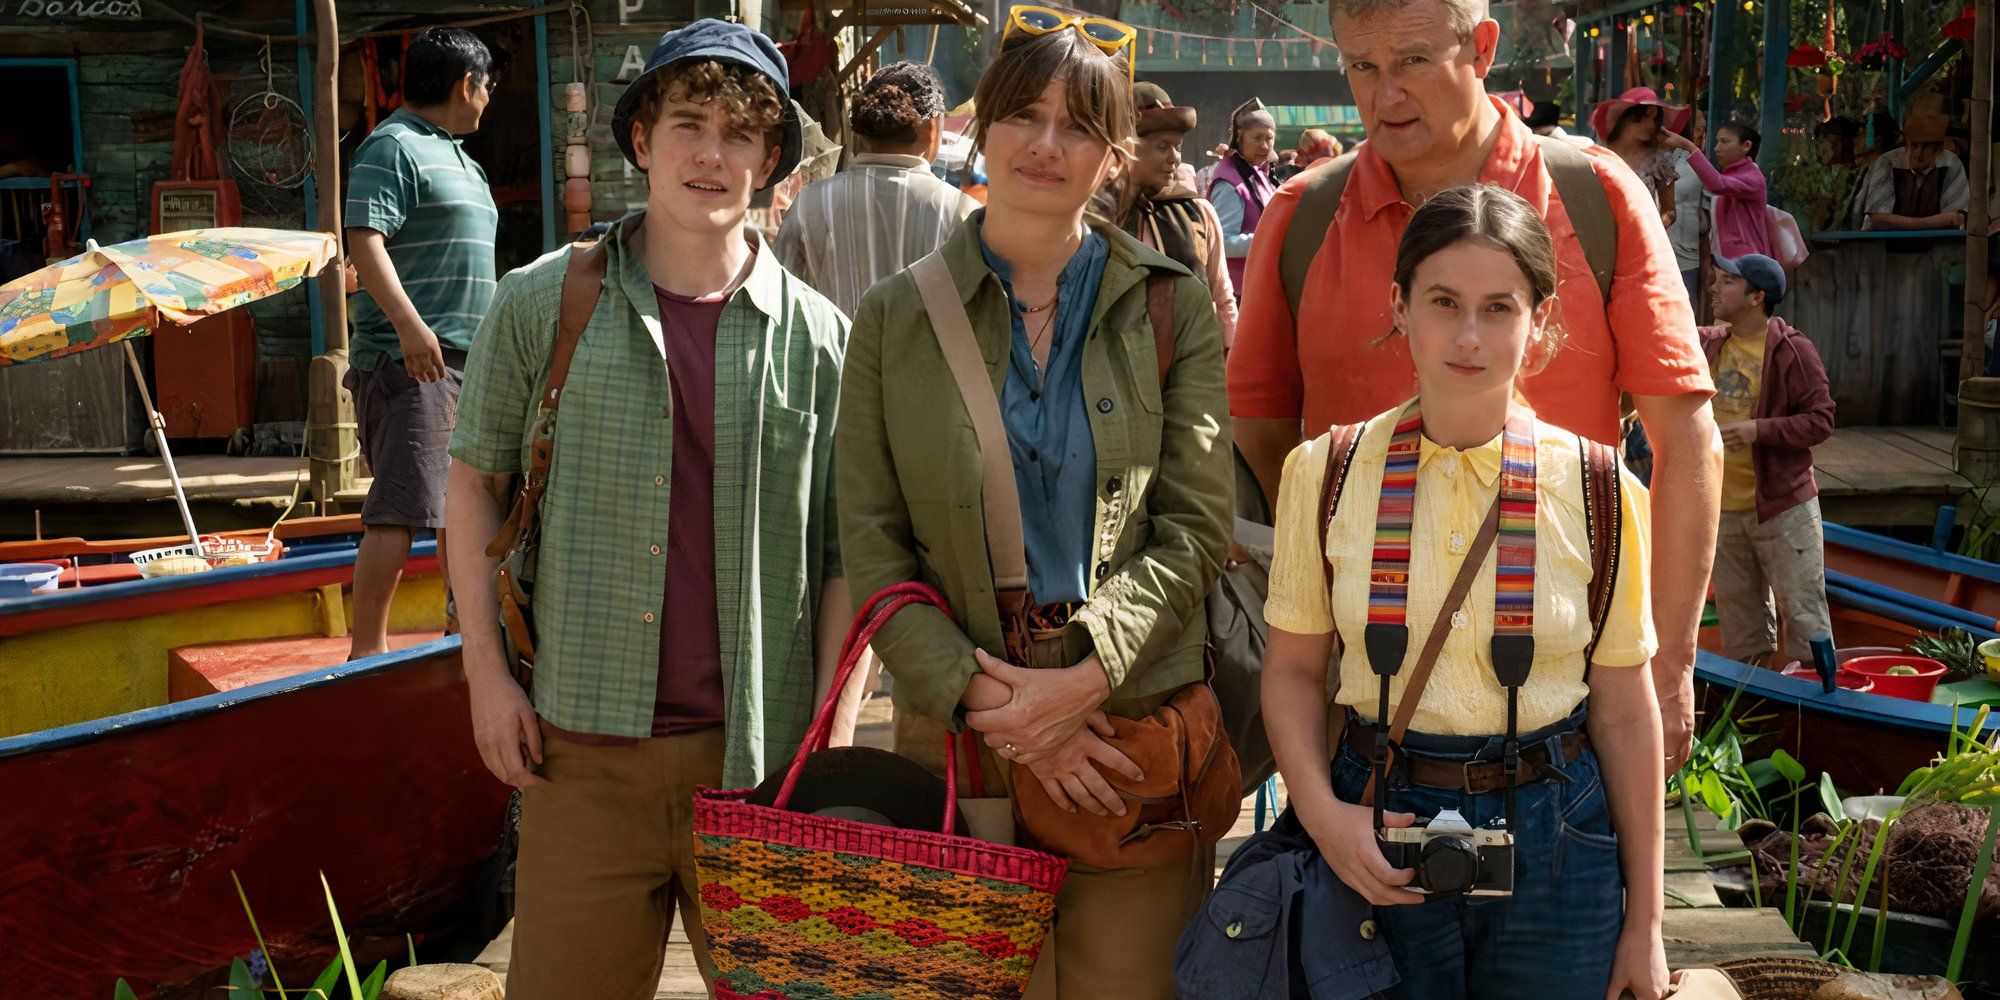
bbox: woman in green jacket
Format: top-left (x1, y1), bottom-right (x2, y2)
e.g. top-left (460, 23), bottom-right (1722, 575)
top-left (834, 10), bottom-right (1234, 998)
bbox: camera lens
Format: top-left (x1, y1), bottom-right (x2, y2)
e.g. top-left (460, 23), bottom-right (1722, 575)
top-left (1419, 838), bottom-right (1481, 895)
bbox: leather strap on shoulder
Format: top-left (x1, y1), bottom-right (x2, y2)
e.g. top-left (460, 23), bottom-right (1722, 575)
top-left (1280, 152), bottom-right (1357, 321)
top-left (912, 252), bottom-right (1030, 595)
top-left (484, 238), bottom-right (606, 560)
top-left (547, 238), bottom-right (607, 412)
top-left (1535, 135), bottom-right (1617, 304)
top-left (1146, 273), bottom-right (1174, 389)
top-left (1579, 435), bottom-right (1623, 663)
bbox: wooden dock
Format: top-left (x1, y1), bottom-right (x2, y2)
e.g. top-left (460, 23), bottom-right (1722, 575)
top-left (1814, 426), bottom-right (1972, 528)
top-left (472, 698), bottom-right (1810, 998)
top-left (0, 455), bottom-right (368, 540)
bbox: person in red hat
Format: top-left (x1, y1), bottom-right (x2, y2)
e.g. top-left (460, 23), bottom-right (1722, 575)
top-left (1593, 86), bottom-right (1690, 229)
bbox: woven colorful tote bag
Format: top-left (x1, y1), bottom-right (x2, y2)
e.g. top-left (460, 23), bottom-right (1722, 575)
top-left (693, 581), bottom-right (1070, 1000)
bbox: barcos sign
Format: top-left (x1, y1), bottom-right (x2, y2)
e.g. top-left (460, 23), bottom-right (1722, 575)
top-left (14, 0), bottom-right (143, 17)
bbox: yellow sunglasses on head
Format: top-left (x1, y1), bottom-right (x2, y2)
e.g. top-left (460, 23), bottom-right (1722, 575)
top-left (1005, 5), bottom-right (1137, 80)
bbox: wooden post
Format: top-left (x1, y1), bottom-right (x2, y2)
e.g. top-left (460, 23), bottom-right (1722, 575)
top-left (1756, 0), bottom-right (1788, 170)
top-left (1957, 0), bottom-right (1993, 384)
top-left (308, 0), bottom-right (354, 509)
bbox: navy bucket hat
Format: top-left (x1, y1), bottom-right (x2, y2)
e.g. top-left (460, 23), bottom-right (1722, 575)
top-left (610, 19), bottom-right (803, 190)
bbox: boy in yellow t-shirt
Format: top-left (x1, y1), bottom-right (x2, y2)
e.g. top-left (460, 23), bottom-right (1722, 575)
top-left (1701, 254), bottom-right (1836, 665)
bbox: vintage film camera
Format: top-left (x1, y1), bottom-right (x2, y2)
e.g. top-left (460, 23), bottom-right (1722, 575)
top-left (1377, 808), bottom-right (1514, 897)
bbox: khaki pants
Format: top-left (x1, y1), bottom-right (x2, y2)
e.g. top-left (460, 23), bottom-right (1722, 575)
top-left (896, 711), bottom-right (1213, 1000)
top-left (1713, 497), bottom-right (1834, 663)
top-left (1023, 848), bottom-right (1214, 999)
top-left (506, 727), bottom-right (725, 1000)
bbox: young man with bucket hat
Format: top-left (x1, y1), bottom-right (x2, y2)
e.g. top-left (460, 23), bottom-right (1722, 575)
top-left (444, 20), bottom-right (849, 998)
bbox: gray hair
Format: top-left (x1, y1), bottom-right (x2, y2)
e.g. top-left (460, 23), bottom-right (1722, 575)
top-left (1328, 0), bottom-right (1487, 43)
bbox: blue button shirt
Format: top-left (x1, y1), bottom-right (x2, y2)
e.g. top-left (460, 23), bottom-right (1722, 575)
top-left (979, 231), bottom-right (1108, 604)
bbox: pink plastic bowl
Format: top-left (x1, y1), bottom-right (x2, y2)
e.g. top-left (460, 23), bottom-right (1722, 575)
top-left (1840, 655), bottom-right (1948, 701)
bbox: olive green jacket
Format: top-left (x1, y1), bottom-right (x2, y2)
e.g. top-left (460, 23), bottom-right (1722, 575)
top-left (835, 211), bottom-right (1234, 728)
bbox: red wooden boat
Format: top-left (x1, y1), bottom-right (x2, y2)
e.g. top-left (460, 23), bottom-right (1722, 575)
top-left (0, 518), bottom-right (506, 996)
top-left (0, 636), bottom-right (510, 998)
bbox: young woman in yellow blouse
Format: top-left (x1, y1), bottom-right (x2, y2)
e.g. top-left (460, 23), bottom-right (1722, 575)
top-left (1259, 185), bottom-right (1669, 1000)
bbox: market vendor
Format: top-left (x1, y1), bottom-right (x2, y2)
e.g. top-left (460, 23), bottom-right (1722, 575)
top-left (1856, 92), bottom-right (1971, 232)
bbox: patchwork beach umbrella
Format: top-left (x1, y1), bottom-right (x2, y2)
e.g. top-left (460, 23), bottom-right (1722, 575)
top-left (0, 227), bottom-right (335, 366)
top-left (0, 228), bottom-right (337, 546)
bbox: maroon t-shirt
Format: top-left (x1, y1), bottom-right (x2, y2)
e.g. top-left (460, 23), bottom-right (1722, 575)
top-left (650, 283), bottom-right (727, 735)
top-left (539, 256), bottom-right (752, 746)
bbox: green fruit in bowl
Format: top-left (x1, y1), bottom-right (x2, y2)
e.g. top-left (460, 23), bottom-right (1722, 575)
top-left (1884, 664), bottom-right (1922, 676)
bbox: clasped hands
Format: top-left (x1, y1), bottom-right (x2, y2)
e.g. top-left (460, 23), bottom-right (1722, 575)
top-left (961, 649), bottom-right (1144, 819)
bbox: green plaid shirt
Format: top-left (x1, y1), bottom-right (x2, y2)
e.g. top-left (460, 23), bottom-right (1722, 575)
top-left (451, 213), bottom-right (847, 787)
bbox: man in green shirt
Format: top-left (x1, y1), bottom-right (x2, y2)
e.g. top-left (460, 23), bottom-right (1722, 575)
top-left (344, 27), bottom-right (498, 661)
top-left (445, 22), bottom-right (848, 998)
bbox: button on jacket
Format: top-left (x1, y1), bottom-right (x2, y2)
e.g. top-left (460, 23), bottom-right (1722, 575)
top-left (450, 213), bottom-right (847, 787)
top-left (836, 212), bottom-right (1235, 728)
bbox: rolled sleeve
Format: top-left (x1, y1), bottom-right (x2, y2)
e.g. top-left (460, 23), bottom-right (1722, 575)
top-left (345, 139), bottom-right (419, 239)
top-left (1588, 465), bottom-right (1658, 668)
top-left (1226, 181), bottom-right (1308, 420)
top-left (1595, 155), bottom-right (1714, 402)
top-left (1073, 274), bottom-right (1234, 688)
top-left (448, 268), bottom-right (541, 475)
top-left (835, 284), bottom-right (981, 727)
top-left (1264, 436), bottom-right (1337, 634)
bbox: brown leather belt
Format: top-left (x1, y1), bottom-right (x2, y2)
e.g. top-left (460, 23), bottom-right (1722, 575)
top-left (1345, 723), bottom-right (1589, 795)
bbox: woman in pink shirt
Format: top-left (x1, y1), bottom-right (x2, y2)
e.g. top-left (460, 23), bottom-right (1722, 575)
top-left (1663, 123), bottom-right (1773, 259)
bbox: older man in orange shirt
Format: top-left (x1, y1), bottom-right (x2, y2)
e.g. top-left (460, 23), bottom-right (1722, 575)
top-left (1228, 0), bottom-right (1722, 770)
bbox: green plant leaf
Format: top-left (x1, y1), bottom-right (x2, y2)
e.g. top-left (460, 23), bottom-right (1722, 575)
top-left (406, 934), bottom-right (417, 969)
top-left (232, 871), bottom-right (290, 1000)
top-left (229, 957), bottom-right (257, 993)
top-left (1820, 771), bottom-right (1845, 818)
top-left (114, 980), bottom-right (140, 1000)
top-left (1771, 749), bottom-right (1807, 785)
top-left (309, 954), bottom-right (342, 999)
top-left (360, 961), bottom-right (387, 1000)
top-left (321, 873), bottom-right (364, 1000)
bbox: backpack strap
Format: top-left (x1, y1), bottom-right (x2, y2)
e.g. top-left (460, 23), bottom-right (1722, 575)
top-left (1315, 422), bottom-right (1368, 596)
top-left (485, 238), bottom-right (607, 560)
top-left (1579, 435), bottom-right (1623, 664)
top-left (1535, 135), bottom-right (1617, 304)
top-left (1280, 152), bottom-right (1357, 321)
top-left (1278, 139), bottom-right (1617, 320)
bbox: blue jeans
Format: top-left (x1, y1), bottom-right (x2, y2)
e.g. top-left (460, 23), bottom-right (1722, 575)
top-left (1330, 712), bottom-right (1625, 1000)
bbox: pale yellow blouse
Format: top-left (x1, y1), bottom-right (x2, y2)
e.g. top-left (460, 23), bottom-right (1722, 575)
top-left (1264, 407), bottom-right (1656, 735)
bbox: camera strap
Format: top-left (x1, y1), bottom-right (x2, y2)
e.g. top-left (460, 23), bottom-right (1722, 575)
top-left (1360, 403), bottom-right (1539, 838)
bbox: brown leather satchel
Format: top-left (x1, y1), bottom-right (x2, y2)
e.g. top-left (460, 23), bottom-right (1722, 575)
top-left (482, 237), bottom-right (607, 686)
top-left (911, 252), bottom-right (1241, 870)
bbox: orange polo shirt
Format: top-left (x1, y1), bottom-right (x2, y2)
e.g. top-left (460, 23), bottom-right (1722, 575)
top-left (1226, 97), bottom-right (1714, 444)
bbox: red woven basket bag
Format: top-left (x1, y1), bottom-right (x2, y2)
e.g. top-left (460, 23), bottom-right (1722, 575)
top-left (693, 581), bottom-right (1071, 999)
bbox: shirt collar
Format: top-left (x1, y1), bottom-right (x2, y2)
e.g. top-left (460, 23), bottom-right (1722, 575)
top-left (387, 106), bottom-right (456, 141)
top-left (851, 152), bottom-right (931, 171)
top-left (1418, 432), bottom-right (1503, 487)
top-left (606, 211), bottom-right (784, 320)
top-left (1350, 95), bottom-right (1537, 223)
